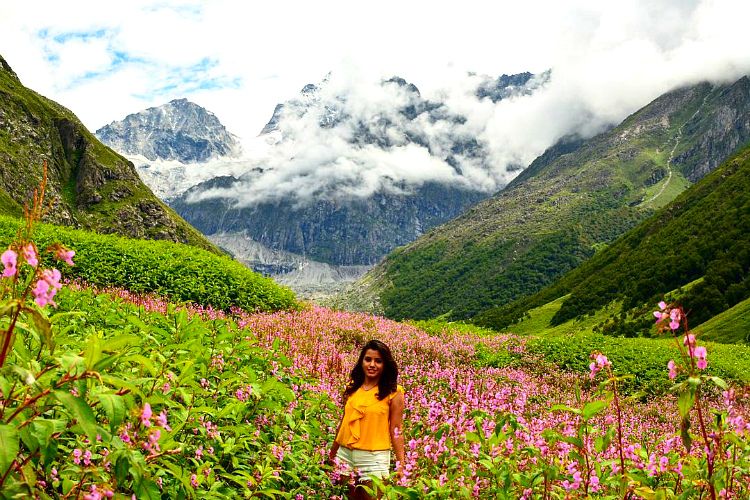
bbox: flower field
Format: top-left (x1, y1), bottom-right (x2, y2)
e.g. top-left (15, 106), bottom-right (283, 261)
top-left (1, 214), bottom-right (749, 498)
top-left (3, 276), bottom-right (746, 499)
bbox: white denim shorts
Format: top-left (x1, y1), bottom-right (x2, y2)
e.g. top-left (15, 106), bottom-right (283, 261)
top-left (336, 447), bottom-right (391, 480)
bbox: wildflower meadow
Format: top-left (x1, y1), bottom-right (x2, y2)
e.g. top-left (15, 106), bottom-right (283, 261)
top-left (0, 173), bottom-right (749, 498)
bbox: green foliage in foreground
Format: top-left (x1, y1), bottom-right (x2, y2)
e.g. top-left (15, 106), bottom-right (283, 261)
top-left (0, 216), bottom-right (297, 312)
top-left (0, 287), bottom-right (337, 498)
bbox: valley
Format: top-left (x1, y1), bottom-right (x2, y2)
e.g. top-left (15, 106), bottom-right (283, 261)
top-left (1, 2), bottom-right (750, 494)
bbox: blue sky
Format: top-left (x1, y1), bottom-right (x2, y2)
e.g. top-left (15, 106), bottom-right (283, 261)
top-left (1, 0), bottom-right (749, 151)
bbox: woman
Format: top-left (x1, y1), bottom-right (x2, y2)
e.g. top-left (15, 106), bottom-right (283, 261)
top-left (329, 340), bottom-right (405, 499)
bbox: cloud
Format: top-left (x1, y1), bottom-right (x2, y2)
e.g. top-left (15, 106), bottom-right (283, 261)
top-left (2, 0), bottom-right (749, 208)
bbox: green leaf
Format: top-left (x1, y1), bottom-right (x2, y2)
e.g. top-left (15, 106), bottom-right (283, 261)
top-left (680, 416), bottom-right (692, 453)
top-left (97, 393), bottom-right (126, 432)
top-left (101, 333), bottom-right (141, 352)
top-left (678, 389), bottom-right (695, 419)
top-left (582, 400), bottom-right (609, 420)
top-left (464, 432), bottom-right (481, 443)
top-left (30, 419), bottom-right (59, 448)
top-left (53, 390), bottom-right (99, 442)
top-left (0, 424), bottom-right (19, 476)
top-left (122, 354), bottom-right (157, 376)
top-left (62, 479), bottom-right (75, 495)
top-left (22, 306), bottom-right (53, 351)
top-left (709, 376), bottom-right (728, 390)
top-left (559, 436), bottom-right (584, 449)
top-left (84, 333), bottom-right (103, 370)
top-left (551, 404), bottom-right (581, 415)
top-left (134, 479), bottom-right (161, 500)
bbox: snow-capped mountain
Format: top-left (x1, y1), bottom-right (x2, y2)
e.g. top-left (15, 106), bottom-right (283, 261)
top-left (97, 98), bottom-right (241, 162)
top-left (100, 71), bottom-right (549, 297)
top-left (95, 99), bottom-right (248, 199)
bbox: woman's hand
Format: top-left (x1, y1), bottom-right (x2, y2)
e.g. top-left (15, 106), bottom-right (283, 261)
top-left (328, 443), bottom-right (339, 465)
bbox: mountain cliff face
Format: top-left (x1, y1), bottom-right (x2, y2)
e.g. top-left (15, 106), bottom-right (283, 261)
top-left (0, 54), bottom-right (216, 250)
top-left (96, 98), bottom-right (241, 163)
top-left (345, 76), bottom-right (750, 320)
top-left (172, 179), bottom-right (487, 266)
top-left (98, 71), bottom-right (547, 294)
top-left (165, 72), bottom-right (546, 278)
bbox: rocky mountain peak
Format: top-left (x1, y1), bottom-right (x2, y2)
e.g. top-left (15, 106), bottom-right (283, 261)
top-left (95, 99), bottom-right (241, 163)
top-left (0, 54), bottom-right (19, 81)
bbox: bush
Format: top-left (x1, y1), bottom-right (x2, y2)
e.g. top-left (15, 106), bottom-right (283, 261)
top-left (0, 216), bottom-right (297, 312)
top-left (524, 333), bottom-right (750, 396)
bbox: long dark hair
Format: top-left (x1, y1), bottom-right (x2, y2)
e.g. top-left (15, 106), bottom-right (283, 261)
top-left (343, 340), bottom-right (398, 401)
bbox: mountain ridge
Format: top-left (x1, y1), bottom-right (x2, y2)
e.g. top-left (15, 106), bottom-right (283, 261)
top-left (0, 53), bottom-right (217, 250)
top-left (342, 76), bottom-right (750, 320)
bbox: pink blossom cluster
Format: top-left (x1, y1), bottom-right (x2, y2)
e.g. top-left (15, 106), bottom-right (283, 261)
top-left (2, 242), bottom-right (75, 307)
top-left (118, 403), bottom-right (170, 455)
top-left (589, 353), bottom-right (611, 380)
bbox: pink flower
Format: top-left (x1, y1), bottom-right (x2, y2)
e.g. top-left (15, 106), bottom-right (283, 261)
top-left (667, 360), bottom-right (678, 379)
top-left (22, 244), bottom-right (38, 267)
top-left (190, 473), bottom-right (199, 488)
top-left (669, 319), bottom-right (680, 331)
top-left (141, 403), bottom-right (153, 427)
top-left (1, 249), bottom-right (17, 277)
top-left (55, 247), bottom-right (75, 266)
top-left (83, 484), bottom-right (102, 500)
top-left (156, 410), bottom-right (171, 430)
top-left (33, 269), bottom-right (62, 307)
top-left (72, 448), bottom-right (82, 465)
top-left (658, 301), bottom-right (667, 310)
top-left (589, 353), bottom-right (611, 379)
top-left (694, 346), bottom-right (708, 370)
top-left (683, 334), bottom-right (696, 348)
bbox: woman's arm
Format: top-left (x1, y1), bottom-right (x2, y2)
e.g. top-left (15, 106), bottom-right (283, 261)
top-left (329, 395), bottom-right (348, 463)
top-left (329, 415), bottom-right (344, 463)
top-left (389, 391), bottom-right (406, 471)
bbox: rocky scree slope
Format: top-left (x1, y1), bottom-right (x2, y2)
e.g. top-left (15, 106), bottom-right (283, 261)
top-left (345, 76), bottom-right (750, 320)
top-left (0, 54), bottom-right (216, 250)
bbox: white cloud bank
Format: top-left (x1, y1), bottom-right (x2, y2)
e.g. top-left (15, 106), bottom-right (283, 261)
top-left (2, 0), bottom-right (749, 206)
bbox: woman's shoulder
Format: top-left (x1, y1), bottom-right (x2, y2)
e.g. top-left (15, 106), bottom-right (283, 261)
top-left (388, 385), bottom-right (405, 401)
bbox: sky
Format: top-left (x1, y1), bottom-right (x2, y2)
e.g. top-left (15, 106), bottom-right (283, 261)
top-left (2, 0), bottom-right (750, 204)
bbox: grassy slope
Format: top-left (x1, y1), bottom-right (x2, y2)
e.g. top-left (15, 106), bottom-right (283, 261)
top-left (476, 143), bottom-right (750, 337)
top-left (0, 54), bottom-right (216, 252)
top-left (695, 297), bottom-right (750, 344)
top-left (358, 82), bottom-right (738, 321)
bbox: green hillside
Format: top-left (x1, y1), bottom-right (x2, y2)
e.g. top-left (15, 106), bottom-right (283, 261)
top-left (693, 297), bottom-right (750, 344)
top-left (476, 143), bottom-right (750, 338)
top-left (0, 215), bottom-right (297, 312)
top-left (345, 77), bottom-right (750, 322)
top-left (0, 54), bottom-right (215, 251)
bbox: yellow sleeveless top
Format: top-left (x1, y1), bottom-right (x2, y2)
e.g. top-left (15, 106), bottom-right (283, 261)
top-left (336, 385), bottom-right (405, 451)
